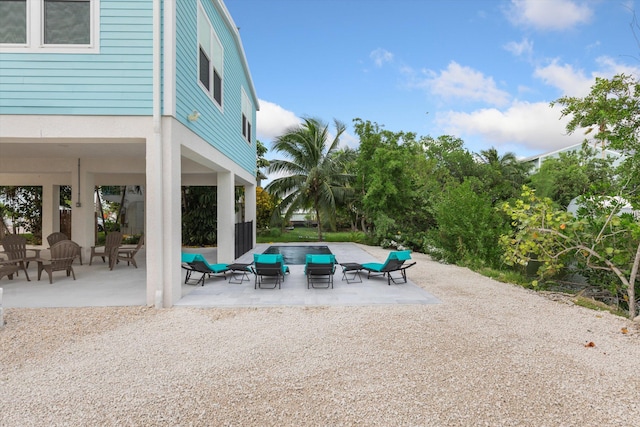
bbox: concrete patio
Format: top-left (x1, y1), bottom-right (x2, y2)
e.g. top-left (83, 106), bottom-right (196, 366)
top-left (0, 243), bottom-right (440, 308)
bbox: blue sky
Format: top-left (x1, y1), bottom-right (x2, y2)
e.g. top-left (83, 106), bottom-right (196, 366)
top-left (225, 0), bottom-right (640, 160)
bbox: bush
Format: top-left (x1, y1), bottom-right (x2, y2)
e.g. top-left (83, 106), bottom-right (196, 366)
top-left (269, 228), bottom-right (282, 238)
top-left (432, 179), bottom-right (508, 268)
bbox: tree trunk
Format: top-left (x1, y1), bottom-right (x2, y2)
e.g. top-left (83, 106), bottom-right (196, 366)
top-left (95, 188), bottom-right (105, 231)
top-left (315, 207), bottom-right (323, 241)
top-left (628, 242), bottom-right (640, 319)
top-left (0, 216), bottom-right (10, 240)
top-left (115, 186), bottom-right (126, 230)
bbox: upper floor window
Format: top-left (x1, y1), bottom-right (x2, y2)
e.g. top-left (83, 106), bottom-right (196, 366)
top-left (0, 0), bottom-right (98, 52)
top-left (45, 0), bottom-right (91, 45)
top-left (241, 88), bottom-right (253, 144)
top-left (198, 3), bottom-right (223, 107)
top-left (0, 0), bottom-right (27, 44)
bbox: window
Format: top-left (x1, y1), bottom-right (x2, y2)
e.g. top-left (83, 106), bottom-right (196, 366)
top-left (0, 0), bottom-right (27, 44)
top-left (199, 47), bottom-right (210, 90)
top-left (241, 88), bottom-right (252, 144)
top-left (44, 0), bottom-right (91, 45)
top-left (0, 0), bottom-right (97, 51)
top-left (198, 3), bottom-right (223, 107)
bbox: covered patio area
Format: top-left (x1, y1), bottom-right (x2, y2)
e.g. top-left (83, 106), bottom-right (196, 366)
top-left (0, 115), bottom-right (258, 308)
top-left (1, 243), bottom-right (439, 308)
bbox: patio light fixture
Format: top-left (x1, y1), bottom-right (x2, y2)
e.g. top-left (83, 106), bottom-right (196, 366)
top-left (187, 110), bottom-right (200, 122)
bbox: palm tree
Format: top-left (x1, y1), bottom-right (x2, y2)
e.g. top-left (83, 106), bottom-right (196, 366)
top-left (477, 147), bottom-right (531, 201)
top-left (265, 118), bottom-right (352, 241)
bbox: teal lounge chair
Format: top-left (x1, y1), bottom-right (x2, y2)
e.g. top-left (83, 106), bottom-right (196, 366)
top-left (361, 250), bottom-right (416, 285)
top-left (251, 253), bottom-right (290, 289)
top-left (181, 253), bottom-right (229, 286)
top-left (304, 254), bottom-right (337, 289)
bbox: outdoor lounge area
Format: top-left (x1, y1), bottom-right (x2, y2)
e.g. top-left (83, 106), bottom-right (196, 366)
top-left (1, 243), bottom-right (439, 308)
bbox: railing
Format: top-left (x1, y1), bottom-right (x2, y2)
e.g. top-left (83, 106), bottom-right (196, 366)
top-left (235, 221), bottom-right (253, 259)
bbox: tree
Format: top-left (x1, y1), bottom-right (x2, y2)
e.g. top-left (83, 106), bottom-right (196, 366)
top-left (501, 187), bottom-right (639, 319)
top-left (551, 73), bottom-right (640, 201)
top-left (256, 140), bottom-right (269, 183)
top-left (528, 145), bottom-right (616, 208)
top-left (501, 74), bottom-right (640, 319)
top-left (265, 117), bottom-right (353, 241)
top-left (476, 147), bottom-right (531, 203)
top-left (330, 147), bottom-right (359, 230)
top-left (0, 186), bottom-right (42, 242)
top-left (181, 186), bottom-right (217, 246)
top-left (423, 134), bottom-right (480, 186)
top-left (353, 119), bottom-right (433, 244)
top-left (256, 186), bottom-right (275, 229)
top-left (433, 177), bottom-right (509, 267)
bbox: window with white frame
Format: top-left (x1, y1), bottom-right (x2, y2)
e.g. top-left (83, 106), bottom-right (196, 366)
top-left (0, 0), bottom-right (27, 44)
top-left (198, 3), bottom-right (223, 107)
top-left (0, 0), bottom-right (96, 50)
top-left (241, 88), bottom-right (252, 144)
top-left (45, 0), bottom-right (91, 45)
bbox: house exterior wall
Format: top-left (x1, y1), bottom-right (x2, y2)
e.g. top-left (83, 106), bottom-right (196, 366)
top-left (522, 142), bottom-right (624, 173)
top-left (0, 0), bottom-right (258, 180)
top-left (0, 0), bottom-right (258, 307)
top-left (0, 1), bottom-right (154, 116)
top-left (174, 0), bottom-right (257, 176)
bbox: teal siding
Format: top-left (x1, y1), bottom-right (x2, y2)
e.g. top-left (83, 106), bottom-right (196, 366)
top-left (175, 0), bottom-right (256, 176)
top-left (0, 0), bottom-right (153, 115)
top-left (0, 0), bottom-right (256, 176)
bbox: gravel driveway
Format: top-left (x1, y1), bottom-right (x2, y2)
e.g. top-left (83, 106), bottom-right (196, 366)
top-left (1, 245), bottom-right (639, 426)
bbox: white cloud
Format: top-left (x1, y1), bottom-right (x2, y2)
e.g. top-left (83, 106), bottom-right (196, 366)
top-left (504, 38), bottom-right (534, 58)
top-left (418, 61), bottom-right (511, 107)
top-left (506, 0), bottom-right (593, 30)
top-left (370, 48), bottom-right (394, 67)
top-left (256, 99), bottom-right (301, 142)
top-left (432, 56), bottom-right (640, 156)
top-left (339, 132), bottom-right (360, 150)
top-left (255, 99), bottom-right (359, 152)
top-left (533, 60), bottom-right (593, 96)
top-left (436, 100), bottom-right (584, 153)
top-left (534, 57), bottom-right (640, 97)
top-left (594, 56), bottom-right (640, 79)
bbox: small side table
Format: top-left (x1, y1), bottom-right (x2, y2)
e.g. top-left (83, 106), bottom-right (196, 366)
top-left (340, 262), bottom-right (363, 284)
top-left (227, 263), bottom-right (252, 284)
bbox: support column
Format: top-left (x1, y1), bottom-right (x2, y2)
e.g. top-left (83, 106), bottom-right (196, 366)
top-left (41, 185), bottom-right (60, 241)
top-left (245, 183), bottom-right (257, 248)
top-left (217, 171), bottom-right (235, 263)
top-left (162, 123), bottom-right (182, 307)
top-left (71, 162), bottom-right (94, 262)
top-left (146, 136), bottom-right (164, 307)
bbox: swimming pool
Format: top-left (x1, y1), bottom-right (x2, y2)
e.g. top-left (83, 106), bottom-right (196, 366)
top-left (263, 245), bottom-right (332, 265)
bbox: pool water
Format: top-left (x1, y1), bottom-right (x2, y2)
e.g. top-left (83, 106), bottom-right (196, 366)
top-left (263, 245), bottom-right (332, 265)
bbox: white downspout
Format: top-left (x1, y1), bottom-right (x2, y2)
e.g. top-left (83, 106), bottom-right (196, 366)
top-left (153, 0), bottom-right (164, 308)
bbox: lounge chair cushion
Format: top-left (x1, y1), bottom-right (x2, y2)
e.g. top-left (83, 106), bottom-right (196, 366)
top-left (181, 253), bottom-right (205, 263)
top-left (362, 250), bottom-right (412, 272)
top-left (253, 253), bottom-right (289, 274)
top-left (181, 253), bottom-right (228, 273)
top-left (305, 254), bottom-right (336, 265)
top-left (390, 250), bottom-right (412, 261)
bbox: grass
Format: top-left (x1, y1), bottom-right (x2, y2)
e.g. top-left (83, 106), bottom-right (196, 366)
top-left (572, 295), bottom-right (629, 317)
top-left (257, 227), bottom-right (366, 244)
top-left (474, 266), bottom-right (533, 288)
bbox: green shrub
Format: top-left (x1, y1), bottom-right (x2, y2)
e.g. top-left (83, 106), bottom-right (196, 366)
top-left (432, 179), bottom-right (508, 267)
top-left (269, 228), bottom-right (282, 238)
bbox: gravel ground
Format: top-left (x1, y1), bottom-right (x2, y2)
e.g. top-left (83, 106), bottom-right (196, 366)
top-left (1, 245), bottom-right (639, 426)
